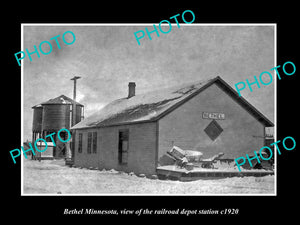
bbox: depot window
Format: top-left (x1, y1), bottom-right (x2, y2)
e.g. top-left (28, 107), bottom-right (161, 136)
top-left (78, 133), bottom-right (82, 153)
top-left (92, 132), bottom-right (97, 153)
top-left (87, 132), bottom-right (92, 154)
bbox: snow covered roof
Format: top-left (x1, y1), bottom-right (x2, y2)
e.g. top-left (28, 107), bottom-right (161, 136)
top-left (39, 94), bottom-right (83, 106)
top-left (71, 76), bottom-right (274, 130)
top-left (32, 104), bottom-right (43, 109)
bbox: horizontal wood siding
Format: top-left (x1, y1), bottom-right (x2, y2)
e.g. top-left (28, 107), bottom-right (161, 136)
top-left (74, 122), bottom-right (157, 175)
top-left (158, 83), bottom-right (265, 162)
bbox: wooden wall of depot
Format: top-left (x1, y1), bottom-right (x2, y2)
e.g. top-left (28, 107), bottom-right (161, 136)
top-left (158, 83), bottom-right (265, 161)
top-left (73, 83), bottom-right (266, 175)
top-left (74, 122), bottom-right (157, 175)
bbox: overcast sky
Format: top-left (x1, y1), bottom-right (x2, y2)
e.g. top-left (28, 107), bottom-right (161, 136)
top-left (23, 24), bottom-right (275, 141)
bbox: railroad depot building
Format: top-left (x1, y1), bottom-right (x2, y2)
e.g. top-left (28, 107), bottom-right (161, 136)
top-left (71, 76), bottom-right (274, 175)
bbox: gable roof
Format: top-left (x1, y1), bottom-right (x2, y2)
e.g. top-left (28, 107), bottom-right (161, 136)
top-left (71, 76), bottom-right (274, 130)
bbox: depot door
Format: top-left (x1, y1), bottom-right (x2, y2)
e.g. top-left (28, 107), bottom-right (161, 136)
top-left (118, 130), bottom-right (129, 164)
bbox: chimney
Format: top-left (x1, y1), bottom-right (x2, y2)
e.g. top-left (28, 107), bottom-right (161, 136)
top-left (128, 82), bottom-right (136, 98)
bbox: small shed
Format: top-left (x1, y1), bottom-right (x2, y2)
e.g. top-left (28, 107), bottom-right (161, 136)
top-left (33, 142), bottom-right (55, 160)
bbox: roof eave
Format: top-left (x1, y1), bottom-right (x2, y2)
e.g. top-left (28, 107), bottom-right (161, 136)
top-left (153, 77), bottom-right (219, 121)
top-left (215, 76), bottom-right (274, 127)
top-left (151, 76), bottom-right (274, 127)
top-left (70, 119), bottom-right (157, 130)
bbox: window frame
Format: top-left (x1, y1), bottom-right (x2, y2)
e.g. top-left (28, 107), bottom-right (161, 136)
top-left (87, 132), bottom-right (92, 154)
top-left (92, 131), bottom-right (97, 154)
top-left (78, 133), bottom-right (83, 153)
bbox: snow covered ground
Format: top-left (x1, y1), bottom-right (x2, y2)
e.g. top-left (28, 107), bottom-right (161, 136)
top-left (22, 159), bottom-right (275, 195)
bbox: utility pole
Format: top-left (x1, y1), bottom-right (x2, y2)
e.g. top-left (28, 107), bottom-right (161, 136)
top-left (70, 76), bottom-right (81, 126)
top-left (67, 76), bottom-right (81, 162)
